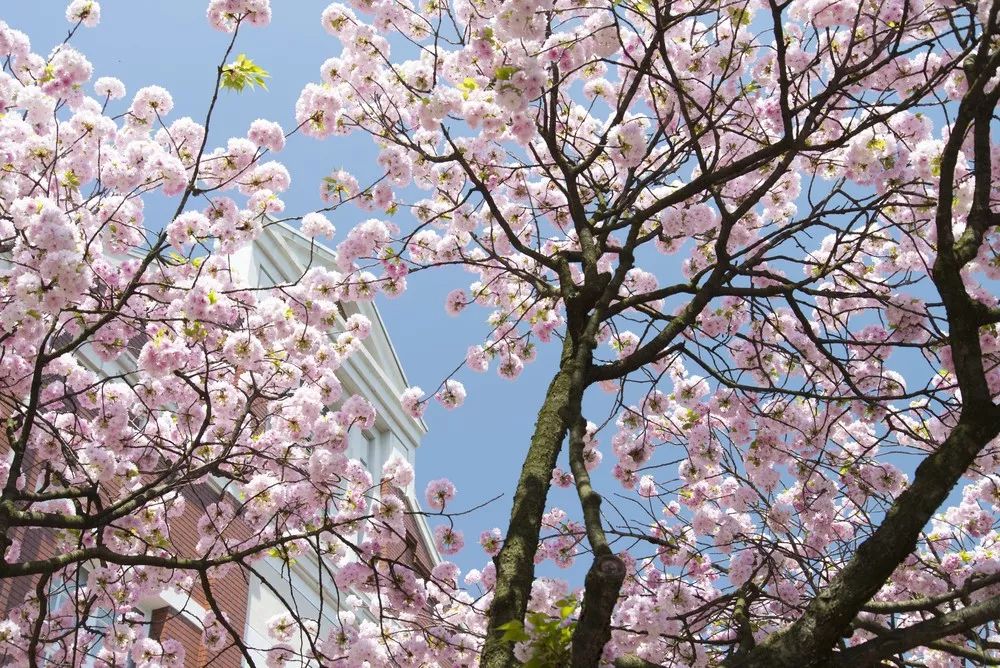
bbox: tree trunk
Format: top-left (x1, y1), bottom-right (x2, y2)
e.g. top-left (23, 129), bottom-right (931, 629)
top-left (572, 554), bottom-right (626, 666)
top-left (480, 338), bottom-right (588, 668)
top-left (569, 414), bottom-right (625, 667)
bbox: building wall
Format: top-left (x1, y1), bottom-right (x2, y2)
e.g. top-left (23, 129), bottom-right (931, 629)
top-left (148, 481), bottom-right (251, 668)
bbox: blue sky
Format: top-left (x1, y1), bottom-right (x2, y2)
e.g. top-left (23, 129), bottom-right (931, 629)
top-left (2, 1), bottom-right (603, 580)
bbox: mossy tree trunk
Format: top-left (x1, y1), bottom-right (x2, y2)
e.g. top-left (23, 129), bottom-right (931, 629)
top-left (480, 333), bottom-right (595, 668)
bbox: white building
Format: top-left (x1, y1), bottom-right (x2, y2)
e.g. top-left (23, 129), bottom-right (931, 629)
top-left (235, 222), bottom-right (440, 664)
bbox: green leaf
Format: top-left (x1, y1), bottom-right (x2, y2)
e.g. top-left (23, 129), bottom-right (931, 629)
top-left (39, 63), bottom-right (55, 85)
top-left (930, 154), bottom-right (942, 177)
top-left (221, 54), bottom-right (270, 93)
top-left (728, 7), bottom-right (752, 25)
top-left (61, 169), bottom-right (81, 189)
top-left (496, 620), bottom-right (530, 643)
top-left (494, 65), bottom-right (518, 81)
top-left (866, 137), bottom-right (887, 152)
top-left (459, 77), bottom-right (478, 100)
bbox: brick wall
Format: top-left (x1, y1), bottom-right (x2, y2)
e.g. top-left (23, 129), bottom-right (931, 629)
top-left (385, 485), bottom-right (435, 578)
top-left (153, 481), bottom-right (252, 668)
top-left (0, 401), bottom-right (251, 668)
top-left (0, 398), bottom-right (58, 622)
top-left (150, 606), bottom-right (205, 665)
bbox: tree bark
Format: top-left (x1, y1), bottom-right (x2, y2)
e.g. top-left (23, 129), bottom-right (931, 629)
top-left (837, 594), bottom-right (1000, 667)
top-left (573, 554), bottom-right (626, 666)
top-left (480, 337), bottom-right (589, 668)
top-left (569, 415), bottom-right (626, 667)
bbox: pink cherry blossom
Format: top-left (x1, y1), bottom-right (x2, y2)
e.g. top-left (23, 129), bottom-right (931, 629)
top-left (434, 379), bottom-right (466, 409)
top-left (248, 118), bottom-right (285, 152)
top-left (301, 212), bottom-right (335, 238)
top-left (399, 386), bottom-right (426, 418)
top-left (434, 525), bottom-right (464, 555)
top-left (66, 0), bottom-right (100, 27)
top-left (425, 478), bottom-right (456, 511)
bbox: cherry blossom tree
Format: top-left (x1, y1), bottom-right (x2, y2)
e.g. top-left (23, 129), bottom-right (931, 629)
top-left (295, 0), bottom-right (1000, 665)
top-left (7, 0), bottom-right (1000, 666)
top-left (0, 2), bottom-right (486, 666)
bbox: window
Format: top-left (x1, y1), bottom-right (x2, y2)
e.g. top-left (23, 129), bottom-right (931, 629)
top-left (43, 567), bottom-right (150, 668)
